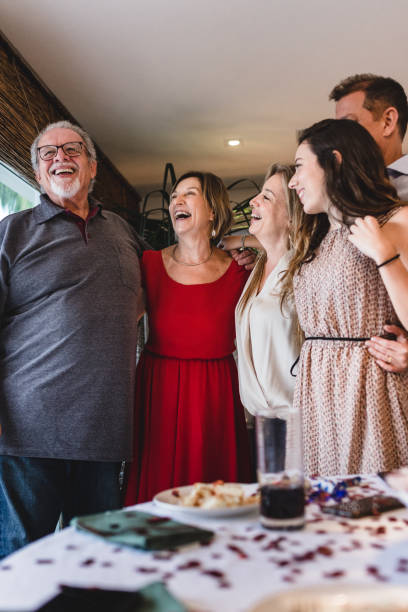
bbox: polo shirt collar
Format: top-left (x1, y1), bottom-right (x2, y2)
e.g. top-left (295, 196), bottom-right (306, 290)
top-left (33, 194), bottom-right (106, 224)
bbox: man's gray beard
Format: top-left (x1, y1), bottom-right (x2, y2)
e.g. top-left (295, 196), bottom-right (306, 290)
top-left (49, 176), bottom-right (81, 199)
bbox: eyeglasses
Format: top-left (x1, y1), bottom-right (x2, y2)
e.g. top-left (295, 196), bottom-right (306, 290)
top-left (37, 141), bottom-right (85, 161)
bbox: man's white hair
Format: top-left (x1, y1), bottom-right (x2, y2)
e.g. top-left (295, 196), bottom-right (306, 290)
top-left (31, 121), bottom-right (97, 192)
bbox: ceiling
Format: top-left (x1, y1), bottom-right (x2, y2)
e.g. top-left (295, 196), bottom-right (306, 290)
top-left (1, 0), bottom-right (408, 197)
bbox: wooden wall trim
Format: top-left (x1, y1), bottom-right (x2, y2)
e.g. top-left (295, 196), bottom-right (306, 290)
top-left (0, 31), bottom-right (140, 220)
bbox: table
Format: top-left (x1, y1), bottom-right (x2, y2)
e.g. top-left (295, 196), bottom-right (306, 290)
top-left (1, 476), bottom-right (408, 611)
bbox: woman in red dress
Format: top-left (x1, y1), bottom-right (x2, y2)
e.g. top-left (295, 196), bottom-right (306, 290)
top-left (125, 171), bottom-right (251, 504)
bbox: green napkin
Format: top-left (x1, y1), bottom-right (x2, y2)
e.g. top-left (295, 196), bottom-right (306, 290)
top-left (71, 508), bottom-right (214, 551)
top-left (36, 581), bottom-right (187, 612)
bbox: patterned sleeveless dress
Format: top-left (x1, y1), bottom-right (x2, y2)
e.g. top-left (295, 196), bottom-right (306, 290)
top-left (293, 225), bottom-right (408, 476)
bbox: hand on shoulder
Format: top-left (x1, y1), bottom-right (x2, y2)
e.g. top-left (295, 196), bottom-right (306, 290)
top-left (348, 215), bottom-right (395, 264)
top-left (348, 209), bottom-right (408, 266)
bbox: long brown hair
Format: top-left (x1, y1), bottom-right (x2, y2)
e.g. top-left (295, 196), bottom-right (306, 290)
top-left (280, 118), bottom-right (402, 304)
top-left (236, 163), bottom-right (302, 315)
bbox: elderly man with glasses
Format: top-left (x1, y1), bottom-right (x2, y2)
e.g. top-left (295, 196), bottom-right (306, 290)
top-left (0, 121), bottom-right (147, 558)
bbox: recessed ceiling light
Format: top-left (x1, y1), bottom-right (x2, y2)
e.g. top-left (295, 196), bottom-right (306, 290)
top-left (227, 139), bottom-right (241, 147)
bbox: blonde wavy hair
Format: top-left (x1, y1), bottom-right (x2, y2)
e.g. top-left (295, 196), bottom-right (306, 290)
top-left (237, 163), bottom-right (303, 316)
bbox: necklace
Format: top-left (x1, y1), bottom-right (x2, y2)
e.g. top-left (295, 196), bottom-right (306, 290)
top-left (171, 244), bottom-right (213, 266)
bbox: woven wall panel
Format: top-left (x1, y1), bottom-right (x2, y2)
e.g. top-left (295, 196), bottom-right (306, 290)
top-left (0, 32), bottom-right (140, 219)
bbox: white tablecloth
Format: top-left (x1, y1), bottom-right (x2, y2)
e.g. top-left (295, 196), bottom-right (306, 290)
top-left (1, 476), bottom-right (408, 611)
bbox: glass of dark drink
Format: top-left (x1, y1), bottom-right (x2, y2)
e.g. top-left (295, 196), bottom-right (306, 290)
top-left (256, 410), bottom-right (305, 530)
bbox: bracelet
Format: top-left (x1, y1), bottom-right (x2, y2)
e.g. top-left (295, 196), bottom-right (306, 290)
top-left (240, 233), bottom-right (247, 251)
top-left (376, 253), bottom-right (400, 269)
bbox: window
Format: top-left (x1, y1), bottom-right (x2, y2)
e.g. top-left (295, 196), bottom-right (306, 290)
top-left (0, 162), bottom-right (38, 221)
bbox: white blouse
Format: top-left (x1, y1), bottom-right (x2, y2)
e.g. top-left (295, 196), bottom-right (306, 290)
top-left (235, 251), bottom-right (299, 416)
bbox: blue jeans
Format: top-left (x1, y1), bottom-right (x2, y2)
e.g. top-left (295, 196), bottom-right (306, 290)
top-left (0, 456), bottom-right (122, 560)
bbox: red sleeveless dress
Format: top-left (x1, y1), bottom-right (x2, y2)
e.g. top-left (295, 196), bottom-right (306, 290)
top-left (125, 250), bottom-right (251, 504)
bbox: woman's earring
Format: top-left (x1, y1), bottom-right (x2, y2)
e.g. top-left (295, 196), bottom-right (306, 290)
top-left (211, 229), bottom-right (216, 238)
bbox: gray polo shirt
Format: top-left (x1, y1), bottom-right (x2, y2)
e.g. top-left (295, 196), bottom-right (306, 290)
top-left (0, 195), bottom-right (145, 461)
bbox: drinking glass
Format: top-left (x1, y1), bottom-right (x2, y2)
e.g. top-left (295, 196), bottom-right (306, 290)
top-left (256, 407), bottom-right (305, 530)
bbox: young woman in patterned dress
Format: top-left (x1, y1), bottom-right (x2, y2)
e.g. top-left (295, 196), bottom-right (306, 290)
top-left (284, 118), bottom-right (408, 476)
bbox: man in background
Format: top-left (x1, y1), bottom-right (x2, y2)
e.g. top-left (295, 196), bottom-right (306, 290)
top-left (331, 74), bottom-right (408, 198)
top-left (330, 74), bottom-right (408, 371)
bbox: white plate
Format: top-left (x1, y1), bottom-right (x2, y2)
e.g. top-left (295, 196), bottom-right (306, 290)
top-left (250, 584), bottom-right (408, 612)
top-left (153, 483), bottom-right (259, 518)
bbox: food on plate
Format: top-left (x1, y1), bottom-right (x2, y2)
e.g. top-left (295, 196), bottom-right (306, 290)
top-left (172, 481), bottom-right (259, 509)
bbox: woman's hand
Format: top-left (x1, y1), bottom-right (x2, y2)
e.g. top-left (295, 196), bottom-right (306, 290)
top-left (219, 235), bottom-right (259, 270)
top-left (348, 216), bottom-right (397, 264)
top-left (349, 208), bottom-right (408, 332)
top-left (230, 248), bottom-right (257, 270)
top-left (365, 324), bottom-right (408, 372)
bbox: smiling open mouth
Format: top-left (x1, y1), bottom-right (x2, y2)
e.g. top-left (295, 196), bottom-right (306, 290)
top-left (251, 213), bottom-right (262, 220)
top-left (51, 167), bottom-right (75, 177)
top-left (175, 211), bottom-right (191, 220)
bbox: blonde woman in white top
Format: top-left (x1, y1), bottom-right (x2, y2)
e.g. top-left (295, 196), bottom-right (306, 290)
top-left (222, 164), bottom-right (302, 416)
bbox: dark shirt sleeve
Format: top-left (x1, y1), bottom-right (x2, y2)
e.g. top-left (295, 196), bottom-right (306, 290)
top-left (0, 221), bottom-right (9, 324)
top-left (131, 227), bottom-right (153, 256)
